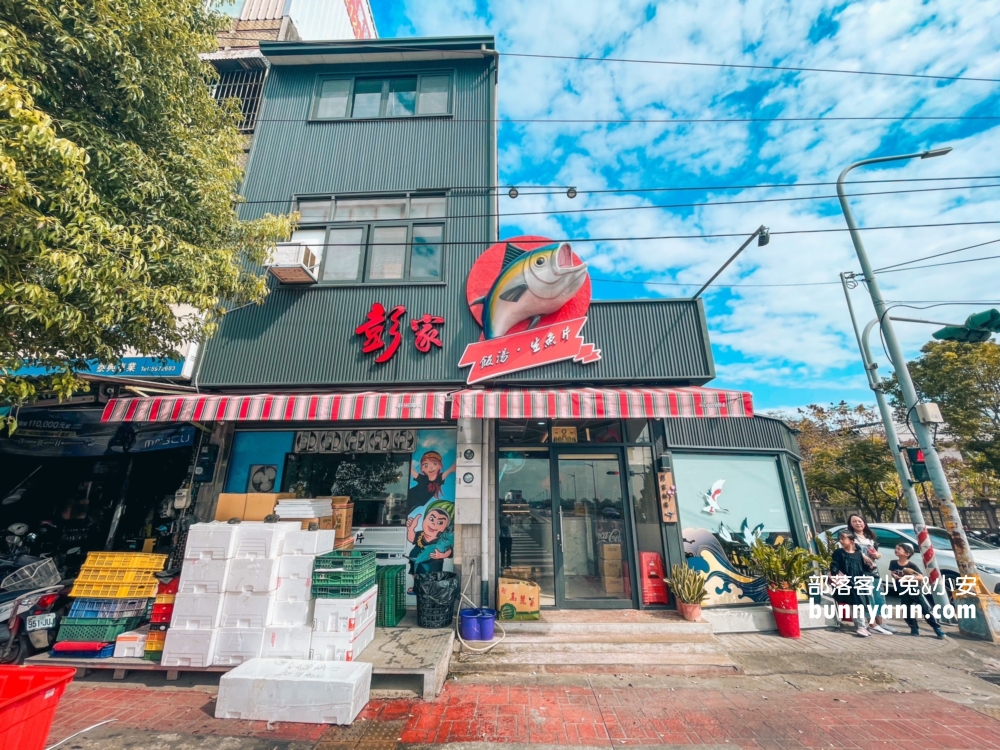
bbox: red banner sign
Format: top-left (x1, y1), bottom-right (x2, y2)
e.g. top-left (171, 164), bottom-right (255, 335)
top-left (458, 317), bottom-right (601, 385)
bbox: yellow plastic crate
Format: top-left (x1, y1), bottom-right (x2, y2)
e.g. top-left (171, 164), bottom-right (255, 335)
top-left (154, 593), bottom-right (175, 605)
top-left (75, 568), bottom-right (159, 585)
top-left (70, 581), bottom-right (158, 599)
top-left (144, 641), bottom-right (164, 652)
top-left (83, 552), bottom-right (168, 571)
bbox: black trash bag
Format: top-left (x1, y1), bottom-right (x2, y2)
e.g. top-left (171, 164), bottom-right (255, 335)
top-left (414, 571), bottom-right (459, 607)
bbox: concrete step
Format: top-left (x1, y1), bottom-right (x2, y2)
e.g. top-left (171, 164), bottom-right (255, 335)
top-left (496, 619), bottom-right (714, 636)
top-left (451, 648), bottom-right (741, 675)
top-left (460, 635), bottom-right (726, 655)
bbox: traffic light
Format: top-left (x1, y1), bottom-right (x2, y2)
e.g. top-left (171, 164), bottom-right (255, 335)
top-left (933, 308), bottom-right (1000, 343)
top-left (905, 447), bottom-right (931, 483)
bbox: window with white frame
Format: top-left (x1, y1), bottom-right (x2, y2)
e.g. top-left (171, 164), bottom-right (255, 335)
top-left (291, 195), bottom-right (446, 283)
top-left (311, 74), bottom-right (453, 120)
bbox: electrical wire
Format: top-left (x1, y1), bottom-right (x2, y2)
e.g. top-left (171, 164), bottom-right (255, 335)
top-left (591, 276), bottom-right (841, 289)
top-left (237, 182), bottom-right (1000, 217)
top-left (872, 237), bottom-right (1000, 272)
top-left (251, 115), bottom-right (1000, 124)
top-left (260, 220), bottom-right (1000, 247)
top-left (216, 39), bottom-right (1000, 83)
top-left (874, 253), bottom-right (1000, 274)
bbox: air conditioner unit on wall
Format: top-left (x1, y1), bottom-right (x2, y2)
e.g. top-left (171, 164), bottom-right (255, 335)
top-left (266, 242), bottom-right (318, 285)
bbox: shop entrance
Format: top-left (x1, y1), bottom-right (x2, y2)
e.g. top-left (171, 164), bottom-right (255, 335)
top-left (498, 443), bottom-right (635, 609)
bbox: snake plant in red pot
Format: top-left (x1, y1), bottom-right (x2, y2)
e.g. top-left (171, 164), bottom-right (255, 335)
top-left (749, 540), bottom-right (817, 638)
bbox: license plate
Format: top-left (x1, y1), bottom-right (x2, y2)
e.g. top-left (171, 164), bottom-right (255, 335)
top-left (26, 613), bottom-right (56, 631)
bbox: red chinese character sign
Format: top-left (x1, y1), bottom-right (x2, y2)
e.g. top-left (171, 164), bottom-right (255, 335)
top-left (355, 303), bottom-right (406, 364)
top-left (459, 236), bottom-right (601, 384)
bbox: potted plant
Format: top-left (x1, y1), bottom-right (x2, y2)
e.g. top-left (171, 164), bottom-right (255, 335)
top-left (665, 563), bottom-right (708, 621)
top-left (749, 539), bottom-right (817, 638)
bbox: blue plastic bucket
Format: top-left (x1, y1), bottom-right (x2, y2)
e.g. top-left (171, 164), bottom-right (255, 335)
top-left (459, 608), bottom-right (482, 640)
top-left (477, 608), bottom-right (497, 640)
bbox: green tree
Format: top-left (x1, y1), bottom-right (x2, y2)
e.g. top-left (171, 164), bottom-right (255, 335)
top-left (0, 0), bottom-right (291, 418)
top-left (789, 403), bottom-right (903, 523)
top-left (886, 340), bottom-right (1000, 477)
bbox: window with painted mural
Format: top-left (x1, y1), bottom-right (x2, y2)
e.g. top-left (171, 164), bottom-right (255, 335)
top-left (672, 454), bottom-right (791, 607)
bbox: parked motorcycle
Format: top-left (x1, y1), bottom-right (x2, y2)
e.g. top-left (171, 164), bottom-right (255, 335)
top-left (0, 523), bottom-right (76, 663)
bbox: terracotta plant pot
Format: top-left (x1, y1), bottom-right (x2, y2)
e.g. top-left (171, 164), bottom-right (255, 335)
top-left (767, 587), bottom-right (801, 638)
top-left (676, 601), bottom-right (702, 622)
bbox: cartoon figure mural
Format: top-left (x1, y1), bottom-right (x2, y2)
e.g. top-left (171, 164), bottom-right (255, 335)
top-left (404, 430), bottom-right (457, 597)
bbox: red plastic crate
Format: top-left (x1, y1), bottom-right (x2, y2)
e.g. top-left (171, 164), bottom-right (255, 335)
top-left (0, 665), bottom-right (76, 750)
top-left (150, 603), bottom-right (174, 623)
top-left (156, 578), bottom-right (179, 596)
top-left (640, 552), bottom-right (668, 605)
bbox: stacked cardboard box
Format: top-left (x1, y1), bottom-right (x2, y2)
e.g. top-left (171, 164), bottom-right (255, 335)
top-left (598, 543), bottom-right (624, 594)
top-left (161, 522), bottom-right (335, 667)
top-left (215, 492), bottom-right (296, 523)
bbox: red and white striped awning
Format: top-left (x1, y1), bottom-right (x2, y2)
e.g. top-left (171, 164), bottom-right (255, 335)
top-left (450, 387), bottom-right (753, 419)
top-left (101, 391), bottom-right (448, 423)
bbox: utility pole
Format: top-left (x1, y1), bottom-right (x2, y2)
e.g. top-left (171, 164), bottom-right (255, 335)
top-left (837, 147), bottom-right (1000, 641)
top-left (839, 273), bottom-right (949, 614)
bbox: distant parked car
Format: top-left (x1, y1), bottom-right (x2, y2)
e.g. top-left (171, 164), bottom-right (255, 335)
top-left (824, 523), bottom-right (1000, 596)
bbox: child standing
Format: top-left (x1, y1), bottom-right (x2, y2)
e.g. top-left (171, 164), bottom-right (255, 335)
top-left (890, 542), bottom-right (946, 639)
top-left (830, 530), bottom-right (875, 637)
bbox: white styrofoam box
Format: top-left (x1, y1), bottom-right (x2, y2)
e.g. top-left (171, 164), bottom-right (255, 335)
top-left (275, 575), bottom-right (311, 603)
top-left (310, 618), bottom-right (376, 662)
top-left (261, 625), bottom-right (312, 660)
top-left (213, 627), bottom-right (265, 666)
top-left (178, 558), bottom-right (228, 595)
top-left (184, 522), bottom-right (239, 561)
top-left (161, 628), bottom-right (217, 668)
top-left (312, 586), bottom-right (377, 634)
top-left (226, 557), bottom-right (279, 594)
top-left (278, 554), bottom-right (315, 582)
top-left (282, 529), bottom-right (336, 556)
top-left (234, 521), bottom-right (301, 560)
top-left (221, 591), bottom-right (275, 629)
top-left (113, 629), bottom-right (148, 659)
top-left (215, 658), bottom-right (372, 725)
top-left (171, 592), bottom-right (224, 630)
top-left (272, 599), bottom-right (314, 627)
top-left (351, 526), bottom-right (407, 555)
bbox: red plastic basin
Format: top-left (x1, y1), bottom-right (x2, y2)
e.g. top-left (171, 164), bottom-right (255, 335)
top-left (0, 665), bottom-right (76, 750)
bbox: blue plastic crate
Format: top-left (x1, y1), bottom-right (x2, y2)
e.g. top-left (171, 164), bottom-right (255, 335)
top-left (52, 643), bottom-right (115, 659)
top-left (68, 598), bottom-right (149, 619)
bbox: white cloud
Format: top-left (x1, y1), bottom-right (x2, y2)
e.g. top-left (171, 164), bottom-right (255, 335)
top-left (398, 0), bottom-right (1000, 408)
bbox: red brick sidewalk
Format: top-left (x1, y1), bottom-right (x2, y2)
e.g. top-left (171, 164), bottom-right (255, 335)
top-left (48, 681), bottom-right (1000, 749)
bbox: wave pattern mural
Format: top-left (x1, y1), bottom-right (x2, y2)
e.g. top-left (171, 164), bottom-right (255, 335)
top-left (682, 527), bottom-right (769, 605)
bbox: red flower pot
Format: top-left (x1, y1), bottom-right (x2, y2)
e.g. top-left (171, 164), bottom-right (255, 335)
top-left (767, 588), bottom-right (801, 638)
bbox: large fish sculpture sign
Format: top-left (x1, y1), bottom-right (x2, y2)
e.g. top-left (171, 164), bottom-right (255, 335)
top-left (459, 236), bottom-right (601, 384)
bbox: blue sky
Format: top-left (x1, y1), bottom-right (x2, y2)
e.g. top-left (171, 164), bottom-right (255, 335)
top-left (361, 0), bottom-right (1000, 414)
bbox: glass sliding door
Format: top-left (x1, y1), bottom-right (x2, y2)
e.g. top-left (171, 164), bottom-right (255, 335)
top-left (554, 452), bottom-right (632, 605)
top-left (498, 449), bottom-right (555, 607)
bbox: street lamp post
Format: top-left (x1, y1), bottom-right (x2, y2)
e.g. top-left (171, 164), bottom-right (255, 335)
top-left (837, 148), bottom-right (1000, 641)
top-left (839, 273), bottom-right (949, 614)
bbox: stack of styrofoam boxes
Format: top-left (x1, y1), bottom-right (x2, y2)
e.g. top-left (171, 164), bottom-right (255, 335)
top-left (310, 551), bottom-right (378, 662)
top-left (161, 521), bottom-right (334, 668)
top-left (265, 528), bottom-right (336, 660)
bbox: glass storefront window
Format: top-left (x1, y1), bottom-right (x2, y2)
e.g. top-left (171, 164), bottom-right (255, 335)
top-left (498, 420), bottom-right (550, 445)
top-left (627, 446), bottom-right (664, 570)
top-left (551, 419), bottom-right (621, 444)
top-left (625, 420), bottom-right (651, 443)
top-left (672, 453), bottom-right (791, 607)
top-left (498, 449), bottom-right (554, 606)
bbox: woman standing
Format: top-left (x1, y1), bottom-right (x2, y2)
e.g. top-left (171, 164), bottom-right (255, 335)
top-left (847, 514), bottom-right (894, 635)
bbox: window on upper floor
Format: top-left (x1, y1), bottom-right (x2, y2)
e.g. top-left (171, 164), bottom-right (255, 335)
top-left (311, 74), bottom-right (453, 120)
top-left (290, 195), bottom-right (446, 283)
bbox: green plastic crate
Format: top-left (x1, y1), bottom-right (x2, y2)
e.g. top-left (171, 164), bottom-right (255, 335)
top-left (56, 616), bottom-right (143, 643)
top-left (376, 565), bottom-right (407, 627)
top-left (311, 574), bottom-right (377, 599)
top-left (314, 549), bottom-right (377, 571)
top-left (143, 650), bottom-right (163, 661)
top-left (312, 563), bottom-right (377, 587)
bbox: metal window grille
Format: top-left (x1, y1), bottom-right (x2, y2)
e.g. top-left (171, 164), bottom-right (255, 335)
top-left (212, 68), bottom-right (265, 134)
